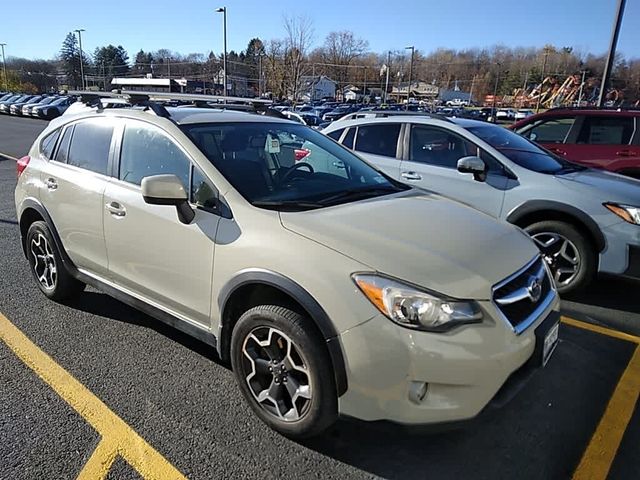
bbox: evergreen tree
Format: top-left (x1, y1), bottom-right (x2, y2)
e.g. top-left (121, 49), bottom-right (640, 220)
top-left (94, 44), bottom-right (130, 89)
top-left (60, 32), bottom-right (87, 88)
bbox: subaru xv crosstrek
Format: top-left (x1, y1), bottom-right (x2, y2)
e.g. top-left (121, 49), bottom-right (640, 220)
top-left (15, 103), bottom-right (560, 438)
top-left (324, 116), bottom-right (640, 294)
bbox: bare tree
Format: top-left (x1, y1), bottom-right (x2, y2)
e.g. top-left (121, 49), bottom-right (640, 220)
top-left (282, 14), bottom-right (314, 102)
top-left (264, 39), bottom-right (286, 99)
top-left (321, 31), bottom-right (369, 88)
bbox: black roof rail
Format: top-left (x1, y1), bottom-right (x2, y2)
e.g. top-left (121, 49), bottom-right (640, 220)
top-left (544, 105), bottom-right (640, 112)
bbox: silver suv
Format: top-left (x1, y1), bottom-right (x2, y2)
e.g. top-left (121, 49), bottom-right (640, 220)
top-left (15, 98), bottom-right (560, 437)
top-left (324, 116), bottom-right (640, 294)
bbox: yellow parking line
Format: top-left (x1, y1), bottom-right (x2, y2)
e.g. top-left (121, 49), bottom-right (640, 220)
top-left (0, 312), bottom-right (187, 480)
top-left (563, 316), bottom-right (640, 480)
top-left (562, 316), bottom-right (640, 344)
top-left (76, 438), bottom-right (119, 480)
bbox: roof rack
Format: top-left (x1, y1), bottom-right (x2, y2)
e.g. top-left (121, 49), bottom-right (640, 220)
top-left (67, 90), bottom-right (283, 121)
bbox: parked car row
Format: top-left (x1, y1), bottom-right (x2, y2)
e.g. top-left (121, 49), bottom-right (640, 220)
top-left (0, 93), bottom-right (75, 119)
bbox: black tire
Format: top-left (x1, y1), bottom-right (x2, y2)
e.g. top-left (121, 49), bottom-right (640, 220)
top-left (25, 221), bottom-right (85, 302)
top-left (524, 220), bottom-right (596, 294)
top-left (230, 305), bottom-right (338, 438)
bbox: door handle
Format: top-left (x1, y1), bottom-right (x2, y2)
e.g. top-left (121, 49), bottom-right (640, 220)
top-left (45, 178), bottom-right (58, 190)
top-left (616, 149), bottom-right (637, 157)
top-left (547, 147), bottom-right (566, 155)
top-left (332, 161), bottom-right (345, 169)
top-left (401, 171), bottom-right (422, 181)
top-left (105, 201), bottom-right (126, 217)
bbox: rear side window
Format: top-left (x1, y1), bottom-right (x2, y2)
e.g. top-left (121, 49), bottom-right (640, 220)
top-left (327, 129), bottom-right (344, 141)
top-left (119, 121), bottom-right (191, 188)
top-left (54, 126), bottom-right (74, 163)
top-left (40, 129), bottom-right (61, 159)
top-left (522, 118), bottom-right (575, 143)
top-left (576, 116), bottom-right (634, 145)
top-left (355, 124), bottom-right (401, 157)
top-left (342, 127), bottom-right (355, 149)
top-left (67, 120), bottom-right (114, 175)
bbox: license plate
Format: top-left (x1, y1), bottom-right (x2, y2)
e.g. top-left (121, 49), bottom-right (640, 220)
top-left (542, 321), bottom-right (559, 366)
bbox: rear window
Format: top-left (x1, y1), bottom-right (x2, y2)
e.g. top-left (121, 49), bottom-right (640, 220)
top-left (354, 124), bottom-right (401, 157)
top-left (326, 129), bottom-right (344, 141)
top-left (67, 120), bottom-right (114, 175)
top-left (576, 116), bottom-right (635, 145)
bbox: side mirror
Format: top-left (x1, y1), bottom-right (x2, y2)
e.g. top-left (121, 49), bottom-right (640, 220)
top-left (457, 156), bottom-right (487, 182)
top-left (141, 174), bottom-right (195, 224)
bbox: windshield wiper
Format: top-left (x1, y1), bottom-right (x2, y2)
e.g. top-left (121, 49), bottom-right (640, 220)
top-left (317, 186), bottom-right (401, 206)
top-left (252, 200), bottom-right (325, 211)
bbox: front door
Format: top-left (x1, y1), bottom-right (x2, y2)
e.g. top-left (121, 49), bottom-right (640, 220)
top-left (103, 119), bottom-right (220, 327)
top-left (399, 124), bottom-right (508, 218)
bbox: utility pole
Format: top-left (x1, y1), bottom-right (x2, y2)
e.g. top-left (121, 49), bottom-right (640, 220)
top-left (166, 57), bottom-right (171, 78)
top-left (405, 46), bottom-right (415, 110)
top-left (469, 74), bottom-right (475, 106)
top-left (258, 53), bottom-right (264, 97)
top-left (536, 47), bottom-right (552, 113)
top-left (0, 43), bottom-right (7, 92)
top-left (74, 29), bottom-right (86, 90)
top-left (492, 63), bottom-right (501, 122)
top-left (598, 0), bottom-right (626, 107)
top-left (102, 61), bottom-right (106, 91)
top-left (363, 66), bottom-right (367, 103)
top-left (384, 51), bottom-right (391, 104)
top-left (577, 70), bottom-right (587, 106)
top-left (215, 7), bottom-right (228, 97)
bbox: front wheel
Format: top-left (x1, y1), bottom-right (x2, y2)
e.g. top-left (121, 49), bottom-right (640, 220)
top-left (230, 305), bottom-right (338, 438)
top-left (524, 220), bottom-right (596, 294)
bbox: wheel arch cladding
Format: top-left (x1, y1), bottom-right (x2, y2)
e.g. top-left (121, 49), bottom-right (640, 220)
top-left (506, 201), bottom-right (606, 252)
top-left (218, 269), bottom-right (348, 396)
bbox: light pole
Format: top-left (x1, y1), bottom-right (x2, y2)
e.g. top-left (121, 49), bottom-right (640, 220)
top-left (0, 43), bottom-right (7, 92)
top-left (215, 7), bottom-right (228, 97)
top-left (598, 0), bottom-right (626, 107)
top-left (74, 29), bottom-right (86, 90)
top-left (384, 51), bottom-right (391, 104)
top-left (405, 46), bottom-right (415, 110)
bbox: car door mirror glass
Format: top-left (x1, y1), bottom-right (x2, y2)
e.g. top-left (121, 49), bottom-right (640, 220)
top-left (457, 156), bottom-right (487, 182)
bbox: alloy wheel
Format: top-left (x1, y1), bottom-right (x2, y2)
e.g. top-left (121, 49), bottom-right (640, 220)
top-left (30, 233), bottom-right (57, 290)
top-left (531, 232), bottom-right (580, 287)
top-left (241, 326), bottom-right (312, 422)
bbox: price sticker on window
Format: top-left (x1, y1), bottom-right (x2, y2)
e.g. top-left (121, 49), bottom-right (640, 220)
top-left (265, 134), bottom-right (281, 154)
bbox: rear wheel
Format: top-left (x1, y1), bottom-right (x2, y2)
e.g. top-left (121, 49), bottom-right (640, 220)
top-left (230, 305), bottom-right (337, 438)
top-left (26, 221), bottom-right (85, 301)
top-left (524, 220), bottom-right (596, 294)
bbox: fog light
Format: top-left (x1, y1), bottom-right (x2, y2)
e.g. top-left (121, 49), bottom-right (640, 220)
top-left (408, 381), bottom-right (428, 404)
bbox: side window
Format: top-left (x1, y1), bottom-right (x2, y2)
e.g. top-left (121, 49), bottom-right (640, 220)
top-left (191, 167), bottom-right (218, 210)
top-left (523, 118), bottom-right (575, 143)
top-left (327, 129), bottom-right (344, 141)
top-left (54, 125), bottom-right (74, 163)
top-left (41, 129), bottom-right (61, 159)
top-left (576, 116), bottom-right (634, 145)
top-left (119, 122), bottom-right (191, 188)
top-left (409, 125), bottom-right (476, 169)
top-left (354, 124), bottom-right (401, 157)
top-left (67, 120), bottom-right (114, 175)
top-left (341, 127), bottom-right (355, 149)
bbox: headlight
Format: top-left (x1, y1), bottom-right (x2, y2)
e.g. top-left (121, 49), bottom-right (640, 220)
top-left (353, 274), bottom-right (482, 332)
top-left (604, 203), bottom-right (640, 225)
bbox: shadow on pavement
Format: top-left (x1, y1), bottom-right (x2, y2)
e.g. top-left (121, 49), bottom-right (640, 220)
top-left (0, 218), bottom-right (18, 225)
top-left (66, 290), bottom-right (222, 364)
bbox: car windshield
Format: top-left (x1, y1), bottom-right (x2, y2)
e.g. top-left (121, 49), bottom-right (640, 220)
top-left (466, 124), bottom-right (582, 174)
top-left (181, 122), bottom-right (408, 210)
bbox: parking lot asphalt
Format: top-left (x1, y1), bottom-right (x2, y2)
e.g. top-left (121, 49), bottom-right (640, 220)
top-left (0, 116), bottom-right (639, 479)
top-left (0, 115), bottom-right (48, 158)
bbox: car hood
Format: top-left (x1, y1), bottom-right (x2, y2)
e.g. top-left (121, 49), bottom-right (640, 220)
top-left (557, 169), bottom-right (640, 204)
top-left (280, 191), bottom-right (539, 300)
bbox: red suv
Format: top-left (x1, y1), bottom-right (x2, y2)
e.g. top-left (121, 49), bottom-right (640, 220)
top-left (511, 108), bottom-right (640, 179)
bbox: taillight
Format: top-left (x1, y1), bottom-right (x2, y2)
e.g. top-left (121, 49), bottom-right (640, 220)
top-left (294, 148), bottom-right (310, 162)
top-left (17, 156), bottom-right (30, 177)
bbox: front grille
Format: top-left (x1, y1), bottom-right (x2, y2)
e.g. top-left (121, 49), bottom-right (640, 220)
top-left (493, 256), bottom-right (553, 333)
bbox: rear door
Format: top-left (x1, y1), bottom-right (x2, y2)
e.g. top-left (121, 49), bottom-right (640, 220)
top-left (399, 124), bottom-right (508, 217)
top-left (565, 115), bottom-right (639, 169)
top-left (40, 118), bottom-right (116, 276)
top-left (349, 123), bottom-right (403, 179)
top-left (103, 119), bottom-right (220, 327)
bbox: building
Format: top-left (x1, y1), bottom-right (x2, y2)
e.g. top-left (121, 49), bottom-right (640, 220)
top-left (111, 77), bottom-right (182, 93)
top-left (391, 81), bottom-right (439, 102)
top-left (439, 89), bottom-right (472, 104)
top-left (299, 75), bottom-right (337, 101)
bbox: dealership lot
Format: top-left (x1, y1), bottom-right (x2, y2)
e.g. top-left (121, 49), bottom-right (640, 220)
top-left (0, 117), bottom-right (638, 479)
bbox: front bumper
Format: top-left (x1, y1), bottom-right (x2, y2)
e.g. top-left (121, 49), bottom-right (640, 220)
top-left (337, 294), bottom-right (560, 425)
top-left (599, 220), bottom-right (640, 279)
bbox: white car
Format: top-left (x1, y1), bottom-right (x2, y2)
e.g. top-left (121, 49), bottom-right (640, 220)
top-left (515, 109), bottom-right (534, 120)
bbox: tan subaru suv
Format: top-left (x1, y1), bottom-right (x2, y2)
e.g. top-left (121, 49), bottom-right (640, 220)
top-left (14, 95), bottom-right (560, 438)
